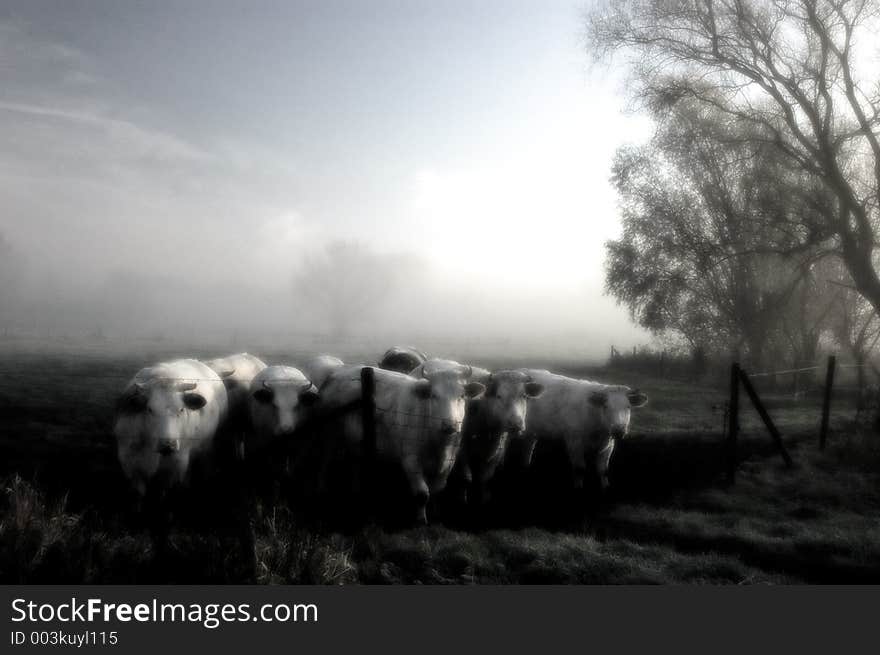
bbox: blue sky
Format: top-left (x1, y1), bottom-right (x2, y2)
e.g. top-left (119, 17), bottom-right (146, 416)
top-left (0, 1), bottom-right (651, 352)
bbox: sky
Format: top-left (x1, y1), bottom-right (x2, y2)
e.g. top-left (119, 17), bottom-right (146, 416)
top-left (0, 0), bottom-right (652, 357)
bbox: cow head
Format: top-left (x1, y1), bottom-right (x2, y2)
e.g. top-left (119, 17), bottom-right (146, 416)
top-left (416, 365), bottom-right (485, 437)
top-left (250, 368), bottom-right (319, 440)
top-left (482, 370), bottom-right (545, 435)
top-left (114, 379), bottom-right (210, 493)
top-left (588, 386), bottom-right (648, 440)
top-left (216, 367), bottom-right (237, 389)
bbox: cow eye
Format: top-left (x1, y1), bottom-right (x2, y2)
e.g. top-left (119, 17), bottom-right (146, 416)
top-left (183, 392), bottom-right (207, 410)
top-left (253, 388), bottom-right (274, 404)
top-left (119, 394), bottom-right (148, 414)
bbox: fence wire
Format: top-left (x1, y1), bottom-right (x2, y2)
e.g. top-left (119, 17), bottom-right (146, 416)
top-left (746, 365), bottom-right (822, 378)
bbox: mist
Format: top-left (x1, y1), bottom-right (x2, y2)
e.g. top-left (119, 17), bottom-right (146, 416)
top-left (0, 1), bottom-right (649, 360)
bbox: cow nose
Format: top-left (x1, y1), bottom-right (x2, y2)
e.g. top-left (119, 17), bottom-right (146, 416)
top-left (440, 421), bottom-right (457, 436)
top-left (507, 421), bottom-right (525, 434)
top-left (610, 427), bottom-right (626, 440)
top-left (157, 439), bottom-right (180, 456)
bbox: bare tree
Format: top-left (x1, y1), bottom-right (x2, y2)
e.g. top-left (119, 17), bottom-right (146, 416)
top-left (606, 100), bottom-right (817, 369)
top-left (826, 266), bottom-right (880, 400)
top-left (588, 0), bottom-right (880, 315)
top-left (775, 260), bottom-right (839, 390)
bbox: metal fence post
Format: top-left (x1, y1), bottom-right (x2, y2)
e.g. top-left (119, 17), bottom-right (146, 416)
top-left (820, 355), bottom-right (836, 450)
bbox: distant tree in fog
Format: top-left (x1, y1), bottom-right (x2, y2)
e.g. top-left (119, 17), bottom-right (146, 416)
top-left (588, 0), bottom-right (880, 324)
top-left (292, 241), bottom-right (398, 338)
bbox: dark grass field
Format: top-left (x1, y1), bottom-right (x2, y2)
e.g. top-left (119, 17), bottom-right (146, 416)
top-left (1, 344), bottom-right (878, 584)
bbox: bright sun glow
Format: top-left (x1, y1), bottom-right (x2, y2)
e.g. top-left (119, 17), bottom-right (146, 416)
top-left (410, 96), bottom-right (652, 291)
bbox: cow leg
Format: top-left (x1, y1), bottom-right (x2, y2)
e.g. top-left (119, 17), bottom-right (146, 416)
top-left (236, 431), bottom-right (246, 462)
top-left (453, 456), bottom-right (472, 506)
top-left (572, 465), bottom-right (587, 491)
top-left (570, 440), bottom-right (587, 490)
top-left (143, 487), bottom-right (172, 581)
top-left (585, 439), bottom-right (616, 537)
top-left (233, 496), bottom-right (257, 582)
top-left (406, 471), bottom-right (430, 526)
top-left (217, 462), bottom-right (257, 582)
top-left (595, 438), bottom-right (616, 493)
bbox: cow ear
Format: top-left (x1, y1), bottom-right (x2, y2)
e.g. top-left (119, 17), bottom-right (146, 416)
top-left (299, 386), bottom-right (320, 406)
top-left (524, 382), bottom-right (544, 398)
top-left (183, 392), bottom-right (207, 410)
top-left (218, 368), bottom-right (235, 379)
top-left (253, 387), bottom-right (274, 404)
top-left (589, 391), bottom-right (607, 407)
top-left (464, 382), bottom-right (485, 399)
top-left (628, 391), bottom-right (648, 407)
top-left (413, 379), bottom-right (432, 399)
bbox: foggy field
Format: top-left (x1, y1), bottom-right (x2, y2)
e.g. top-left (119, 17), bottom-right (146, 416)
top-left (1, 348), bottom-right (878, 584)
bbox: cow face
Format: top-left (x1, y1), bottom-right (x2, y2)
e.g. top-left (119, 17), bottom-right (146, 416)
top-left (115, 381), bottom-right (210, 495)
top-left (588, 386), bottom-right (648, 439)
top-left (483, 371), bottom-right (545, 435)
top-left (250, 375), bottom-right (319, 441)
top-left (118, 381), bottom-right (209, 454)
top-left (417, 371), bottom-right (485, 436)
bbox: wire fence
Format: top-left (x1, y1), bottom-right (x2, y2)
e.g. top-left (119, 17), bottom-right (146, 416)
top-left (745, 365), bottom-right (823, 378)
top-left (2, 354), bottom-right (874, 439)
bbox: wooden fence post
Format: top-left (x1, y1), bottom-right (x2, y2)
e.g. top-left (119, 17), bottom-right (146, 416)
top-left (360, 366), bottom-right (377, 517)
top-left (738, 369), bottom-right (794, 468)
top-left (727, 362), bottom-right (740, 484)
top-left (360, 366), bottom-right (377, 461)
top-left (820, 355), bottom-right (836, 451)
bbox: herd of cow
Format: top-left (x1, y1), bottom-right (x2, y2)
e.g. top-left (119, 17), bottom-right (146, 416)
top-left (113, 346), bottom-right (649, 529)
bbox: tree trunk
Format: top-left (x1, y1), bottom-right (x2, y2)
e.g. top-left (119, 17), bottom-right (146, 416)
top-left (841, 229), bottom-right (880, 321)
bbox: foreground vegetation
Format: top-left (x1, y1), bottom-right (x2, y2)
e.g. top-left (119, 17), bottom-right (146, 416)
top-left (2, 432), bottom-right (878, 584)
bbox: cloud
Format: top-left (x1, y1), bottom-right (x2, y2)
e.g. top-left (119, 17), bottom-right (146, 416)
top-left (0, 100), bottom-right (209, 163)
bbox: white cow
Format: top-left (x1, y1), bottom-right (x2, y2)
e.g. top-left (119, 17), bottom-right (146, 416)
top-left (204, 352), bottom-right (268, 419)
top-left (519, 369), bottom-right (648, 492)
top-left (248, 365), bottom-right (320, 454)
top-left (204, 353), bottom-right (267, 460)
top-left (301, 354), bottom-right (345, 389)
top-left (378, 345), bottom-right (428, 374)
top-left (317, 363), bottom-right (485, 524)
top-left (114, 359), bottom-right (228, 498)
top-left (409, 360), bottom-right (541, 505)
top-left (455, 369), bottom-right (544, 505)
